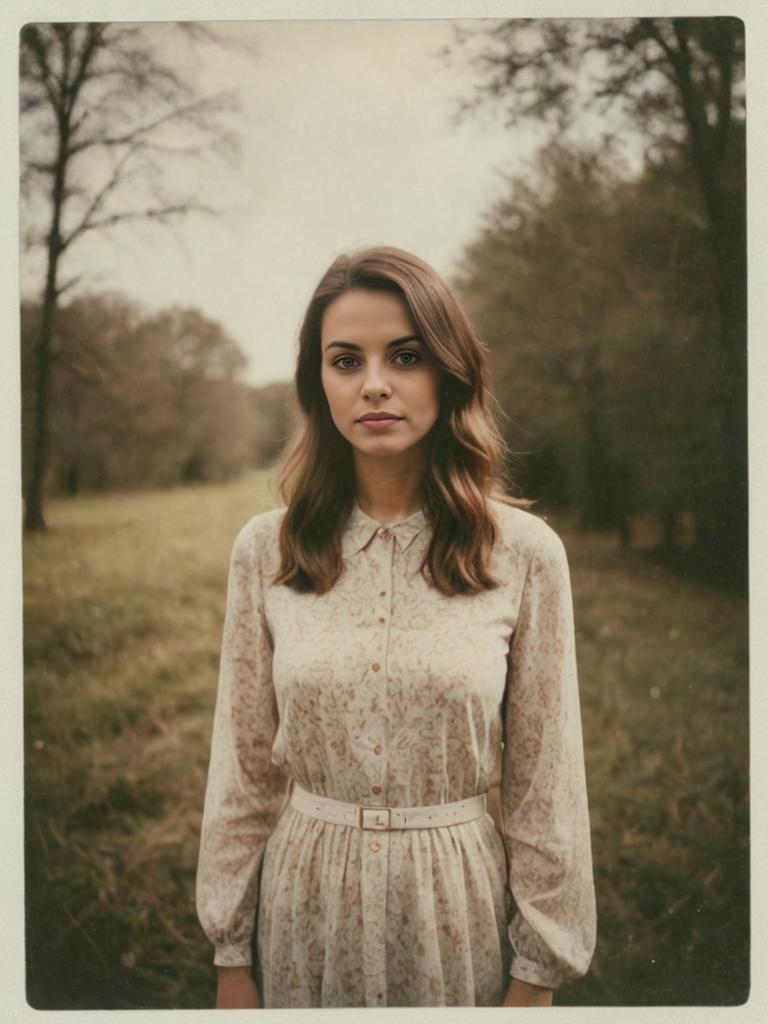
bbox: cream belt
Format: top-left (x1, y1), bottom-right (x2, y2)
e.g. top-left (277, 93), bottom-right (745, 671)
top-left (290, 782), bottom-right (487, 831)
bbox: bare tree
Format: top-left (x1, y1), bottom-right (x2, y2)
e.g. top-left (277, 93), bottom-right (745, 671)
top-left (20, 21), bottom-right (239, 529)
top-left (446, 17), bottom-right (746, 586)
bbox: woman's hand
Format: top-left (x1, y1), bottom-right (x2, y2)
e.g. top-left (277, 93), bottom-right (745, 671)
top-left (502, 978), bottom-right (554, 1007)
top-left (216, 966), bottom-right (261, 1008)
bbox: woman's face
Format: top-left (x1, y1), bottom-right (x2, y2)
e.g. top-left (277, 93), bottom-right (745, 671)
top-left (320, 288), bottom-right (441, 461)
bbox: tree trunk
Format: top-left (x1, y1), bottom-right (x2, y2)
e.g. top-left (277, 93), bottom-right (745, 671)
top-left (668, 21), bottom-right (747, 590)
top-left (691, 163), bottom-right (747, 591)
top-left (24, 130), bottom-right (67, 531)
top-left (24, 269), bottom-right (58, 530)
top-left (579, 346), bottom-right (617, 531)
top-left (580, 405), bottom-right (616, 530)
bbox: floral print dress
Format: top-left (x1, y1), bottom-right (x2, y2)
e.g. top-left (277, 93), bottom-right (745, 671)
top-left (196, 501), bottom-right (596, 1007)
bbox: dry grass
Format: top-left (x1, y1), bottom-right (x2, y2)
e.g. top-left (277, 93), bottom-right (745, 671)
top-left (559, 526), bottom-right (749, 1005)
top-left (23, 474), bottom-right (748, 1008)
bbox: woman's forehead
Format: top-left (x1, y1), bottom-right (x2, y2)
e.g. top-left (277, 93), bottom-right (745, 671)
top-left (321, 289), bottom-right (416, 344)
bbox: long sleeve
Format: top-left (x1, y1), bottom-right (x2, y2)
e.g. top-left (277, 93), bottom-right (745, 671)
top-left (500, 522), bottom-right (597, 989)
top-left (195, 519), bottom-right (289, 967)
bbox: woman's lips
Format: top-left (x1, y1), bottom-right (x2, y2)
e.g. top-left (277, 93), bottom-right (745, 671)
top-left (357, 416), bottom-right (403, 430)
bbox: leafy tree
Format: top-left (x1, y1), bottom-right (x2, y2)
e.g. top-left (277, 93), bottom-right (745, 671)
top-left (250, 381), bottom-right (297, 466)
top-left (136, 308), bottom-right (254, 485)
top-left (447, 17), bottom-right (746, 586)
top-left (20, 22), bottom-right (238, 528)
top-left (454, 140), bottom-right (723, 565)
top-left (600, 152), bottom-right (724, 562)
top-left (21, 295), bottom-right (267, 494)
top-left (455, 143), bottom-right (633, 529)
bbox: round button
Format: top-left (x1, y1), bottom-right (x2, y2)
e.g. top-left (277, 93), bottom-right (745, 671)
top-left (371, 785), bottom-right (382, 795)
top-left (373, 744), bottom-right (382, 756)
top-left (377, 993), bottom-right (383, 1000)
top-left (378, 616), bottom-right (386, 624)
top-left (379, 591), bottom-right (386, 598)
top-left (369, 841), bottom-right (381, 852)
top-left (377, 527), bottom-right (390, 540)
top-left (371, 662), bottom-right (381, 672)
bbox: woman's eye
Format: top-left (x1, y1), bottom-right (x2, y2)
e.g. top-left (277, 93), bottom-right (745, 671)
top-left (334, 356), bottom-right (360, 370)
top-left (393, 350), bottom-right (421, 366)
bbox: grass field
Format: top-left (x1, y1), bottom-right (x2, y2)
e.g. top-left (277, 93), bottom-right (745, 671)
top-left (23, 471), bottom-right (749, 1008)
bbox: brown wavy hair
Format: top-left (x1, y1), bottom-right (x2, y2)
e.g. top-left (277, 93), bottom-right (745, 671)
top-left (273, 245), bottom-right (529, 596)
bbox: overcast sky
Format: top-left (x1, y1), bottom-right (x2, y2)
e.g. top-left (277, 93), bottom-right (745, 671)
top-left (21, 19), bottom-right (565, 388)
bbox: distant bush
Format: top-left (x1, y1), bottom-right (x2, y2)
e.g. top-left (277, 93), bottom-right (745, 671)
top-left (21, 293), bottom-right (295, 496)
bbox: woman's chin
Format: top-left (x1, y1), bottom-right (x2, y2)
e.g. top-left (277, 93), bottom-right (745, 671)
top-left (354, 440), bottom-right (407, 458)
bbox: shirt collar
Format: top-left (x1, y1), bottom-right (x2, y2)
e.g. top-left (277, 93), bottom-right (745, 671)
top-left (341, 503), bottom-right (429, 558)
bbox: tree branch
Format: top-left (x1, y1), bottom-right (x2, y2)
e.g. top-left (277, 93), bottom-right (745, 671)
top-left (55, 273), bottom-right (84, 298)
top-left (20, 25), bottom-right (62, 114)
top-left (60, 146), bottom-right (136, 250)
top-left (64, 24), bottom-right (104, 121)
top-left (64, 202), bottom-right (217, 249)
top-left (67, 92), bottom-right (233, 157)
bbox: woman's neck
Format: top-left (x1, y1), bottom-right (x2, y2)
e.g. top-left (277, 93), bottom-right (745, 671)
top-left (353, 448), bottom-right (426, 525)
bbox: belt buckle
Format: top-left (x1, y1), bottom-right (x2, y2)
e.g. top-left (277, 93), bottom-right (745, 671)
top-left (359, 805), bottom-right (391, 830)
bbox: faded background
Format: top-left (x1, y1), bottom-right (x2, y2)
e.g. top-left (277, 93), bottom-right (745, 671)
top-left (20, 17), bottom-right (748, 1009)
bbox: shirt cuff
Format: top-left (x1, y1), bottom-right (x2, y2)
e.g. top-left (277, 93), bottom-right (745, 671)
top-left (510, 955), bottom-right (563, 990)
top-left (213, 942), bottom-right (253, 967)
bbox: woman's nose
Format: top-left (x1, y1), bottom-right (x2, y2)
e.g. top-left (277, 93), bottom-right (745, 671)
top-left (361, 364), bottom-right (392, 401)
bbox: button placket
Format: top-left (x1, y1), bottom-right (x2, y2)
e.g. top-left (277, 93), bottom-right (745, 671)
top-left (372, 529), bottom-right (396, 773)
top-left (360, 521), bottom-right (395, 1006)
top-left (361, 822), bottom-right (389, 1005)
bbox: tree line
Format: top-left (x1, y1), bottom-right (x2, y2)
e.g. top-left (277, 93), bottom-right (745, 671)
top-left (448, 16), bottom-right (746, 590)
top-left (21, 295), bottom-right (294, 496)
top-left (454, 139), bottom-right (733, 579)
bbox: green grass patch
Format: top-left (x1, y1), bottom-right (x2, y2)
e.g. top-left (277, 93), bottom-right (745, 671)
top-left (23, 475), bottom-right (748, 1007)
top-left (24, 471), bottom-right (278, 1009)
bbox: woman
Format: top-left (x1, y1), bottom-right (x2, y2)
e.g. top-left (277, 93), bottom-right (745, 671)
top-left (196, 246), bottom-right (596, 1008)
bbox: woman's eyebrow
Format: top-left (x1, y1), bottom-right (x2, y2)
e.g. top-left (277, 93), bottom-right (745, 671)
top-left (325, 335), bottom-right (423, 352)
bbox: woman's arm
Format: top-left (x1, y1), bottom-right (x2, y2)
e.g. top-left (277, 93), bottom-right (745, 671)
top-left (196, 517), bottom-right (288, 990)
top-left (500, 519), bottom-right (597, 994)
top-left (502, 978), bottom-right (553, 1007)
top-left (216, 966), bottom-right (261, 1009)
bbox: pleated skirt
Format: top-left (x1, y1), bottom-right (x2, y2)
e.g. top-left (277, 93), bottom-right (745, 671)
top-left (255, 803), bottom-right (513, 1008)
